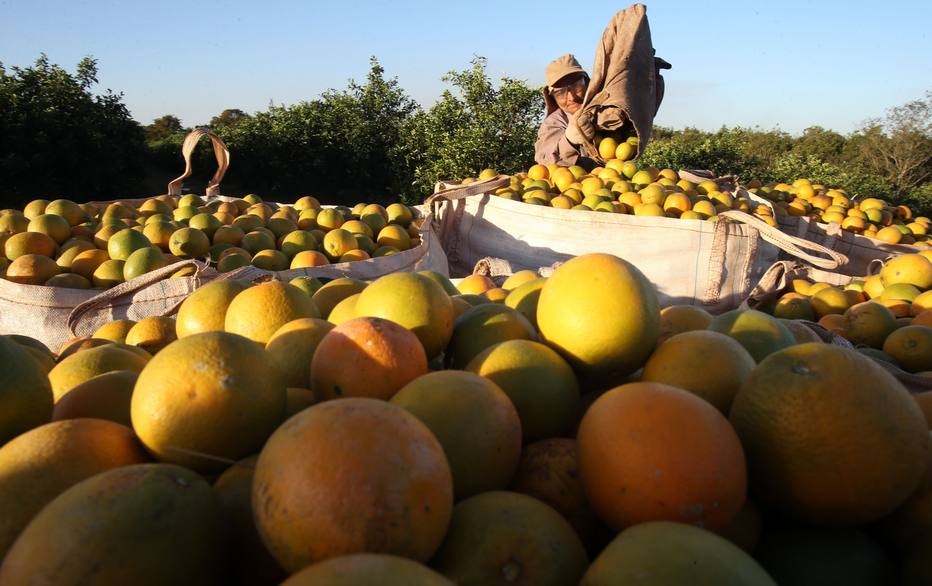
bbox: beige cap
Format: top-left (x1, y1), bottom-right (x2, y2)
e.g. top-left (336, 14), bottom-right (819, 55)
top-left (545, 54), bottom-right (586, 88)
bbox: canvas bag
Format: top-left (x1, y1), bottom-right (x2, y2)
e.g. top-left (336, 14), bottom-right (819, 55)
top-left (565, 3), bottom-right (671, 163)
top-left (743, 259), bottom-right (932, 393)
top-left (776, 215), bottom-right (921, 277)
top-left (429, 176), bottom-right (846, 314)
top-left (0, 129), bottom-right (232, 351)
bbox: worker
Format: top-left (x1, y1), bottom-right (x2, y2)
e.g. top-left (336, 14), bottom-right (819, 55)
top-left (534, 54), bottom-right (596, 170)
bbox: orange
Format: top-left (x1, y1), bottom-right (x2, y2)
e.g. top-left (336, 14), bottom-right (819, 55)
top-left (282, 553), bottom-right (452, 585)
top-left (500, 270), bottom-right (538, 291)
top-left (0, 336), bottom-right (53, 445)
top-left (456, 274), bottom-right (495, 295)
top-left (657, 304), bottom-right (713, 342)
top-left (0, 419), bottom-right (149, 558)
top-left (252, 398), bottom-right (453, 572)
top-left (240, 229), bottom-right (276, 254)
top-left (311, 277), bottom-right (367, 318)
top-left (27, 213), bottom-right (71, 244)
top-left (640, 330), bottom-right (757, 414)
top-left (51, 370), bottom-right (137, 427)
top-left (708, 309), bottom-right (795, 363)
top-left (840, 301), bottom-right (898, 348)
top-left (69, 249), bottom-right (110, 280)
top-left (43, 199), bottom-right (87, 226)
top-left (466, 339), bottom-right (581, 442)
top-left (509, 437), bottom-right (604, 545)
top-left (810, 285), bottom-right (850, 317)
top-left (730, 343), bottom-right (929, 526)
top-left (537, 253), bottom-right (660, 385)
top-left (315, 208), bottom-right (344, 232)
top-left (580, 521), bottom-right (775, 585)
top-left (430, 490), bottom-right (588, 586)
top-left (224, 280), bottom-right (321, 344)
top-left (310, 316), bottom-right (428, 401)
top-left (91, 258), bottom-right (125, 288)
top-left (503, 277), bottom-right (546, 329)
top-left (578, 382), bottom-right (747, 531)
top-left (168, 226), bottom-right (210, 259)
top-left (279, 230), bottom-right (317, 258)
top-left (391, 370), bottom-right (521, 500)
top-left (912, 291), bottom-right (932, 316)
top-left (251, 249), bottom-right (290, 271)
top-left (106, 227), bottom-right (151, 261)
top-left (0, 213), bottom-right (28, 234)
top-left (290, 249), bottom-right (329, 269)
top-left (321, 228), bottom-right (358, 261)
top-left (265, 318), bottom-right (334, 389)
top-left (354, 272), bottom-right (454, 359)
top-left (188, 212), bottom-right (224, 239)
top-left (875, 226), bottom-right (903, 244)
top-left (914, 310), bottom-right (932, 327)
top-left (4, 231), bottom-right (57, 260)
top-left (131, 331), bottom-right (286, 473)
top-left (54, 239), bottom-right (96, 270)
top-left (876, 434), bottom-right (932, 550)
top-left (5, 254), bottom-right (60, 285)
top-left (92, 319), bottom-right (137, 343)
top-left (445, 304), bottom-right (535, 369)
top-left (22, 199), bottom-right (49, 220)
top-left (881, 253), bottom-right (932, 289)
top-left (0, 463), bottom-right (227, 585)
top-left (773, 294), bottom-right (816, 321)
top-left (212, 456), bottom-right (288, 585)
top-left (326, 292), bottom-right (360, 324)
top-left (48, 343), bottom-right (149, 402)
top-left (883, 325), bottom-right (932, 373)
top-left (124, 316), bottom-right (177, 354)
top-left (122, 245), bottom-right (167, 281)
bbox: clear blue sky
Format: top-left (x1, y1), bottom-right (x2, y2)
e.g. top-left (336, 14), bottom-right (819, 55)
top-left (2, 0), bottom-right (929, 135)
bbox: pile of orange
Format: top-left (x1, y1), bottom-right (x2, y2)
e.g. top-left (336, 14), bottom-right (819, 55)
top-left (0, 195), bottom-right (421, 290)
top-left (1, 249), bottom-right (931, 583)
top-left (749, 177), bottom-right (929, 246)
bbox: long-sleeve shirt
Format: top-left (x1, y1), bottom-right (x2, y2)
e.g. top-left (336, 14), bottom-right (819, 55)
top-left (534, 109), bottom-right (583, 167)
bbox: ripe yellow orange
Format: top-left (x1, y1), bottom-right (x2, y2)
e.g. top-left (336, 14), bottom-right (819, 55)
top-left (224, 281), bottom-right (321, 344)
top-left (48, 343), bottom-right (149, 402)
top-left (91, 259), bottom-right (125, 288)
top-left (251, 249), bottom-right (290, 271)
top-left (883, 325), bottom-right (932, 373)
top-left (131, 331), bottom-right (287, 473)
top-left (0, 336), bottom-right (53, 445)
top-left (124, 316), bottom-right (177, 354)
top-left (4, 231), bottom-right (57, 260)
top-left (290, 250), bottom-right (330, 269)
top-left (578, 382), bottom-right (747, 531)
top-left (322, 228), bottom-right (359, 261)
top-left (310, 316), bottom-right (428, 401)
top-left (92, 319), bottom-right (136, 343)
top-left (168, 226), bottom-right (210, 259)
top-left (311, 277), bottom-right (367, 318)
top-left (465, 339), bottom-right (581, 443)
top-left (354, 272), bottom-right (454, 359)
top-left (266, 318), bottom-right (335, 389)
top-left (730, 343), bottom-right (929, 526)
top-left (252, 398), bottom-right (453, 572)
top-left (376, 224), bottom-right (412, 251)
top-left (0, 418), bottom-right (149, 559)
top-left (708, 309), bottom-right (795, 363)
top-left (44, 199), bottom-right (87, 226)
top-left (106, 228), bottom-right (151, 261)
top-left (27, 213), bottom-right (71, 244)
top-left (391, 370), bottom-right (521, 500)
top-left (5, 254), bottom-right (60, 285)
top-left (598, 136), bottom-right (619, 159)
top-left (122, 246), bottom-right (167, 281)
top-left (840, 301), bottom-right (898, 349)
top-left (640, 330), bottom-right (756, 414)
top-left (657, 304), bottom-right (713, 342)
top-left (537, 253), bottom-right (660, 385)
top-left (51, 370), bottom-right (137, 427)
top-left (445, 304), bottom-right (535, 369)
top-left (881, 254), bottom-right (932, 290)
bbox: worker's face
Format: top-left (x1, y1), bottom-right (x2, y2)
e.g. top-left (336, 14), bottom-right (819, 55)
top-left (551, 75), bottom-right (587, 115)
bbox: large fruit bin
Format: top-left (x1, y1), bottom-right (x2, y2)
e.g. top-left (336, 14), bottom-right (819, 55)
top-left (429, 175), bottom-right (846, 315)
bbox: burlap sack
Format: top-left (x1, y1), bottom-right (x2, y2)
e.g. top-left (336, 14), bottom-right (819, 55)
top-left (743, 260), bottom-right (932, 393)
top-left (429, 176), bottom-right (845, 314)
top-left (776, 215), bottom-right (921, 277)
top-left (0, 260), bottom-right (214, 352)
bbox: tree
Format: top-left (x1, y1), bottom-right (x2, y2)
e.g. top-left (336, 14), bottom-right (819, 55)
top-left (145, 115), bottom-right (186, 142)
top-left (399, 57), bottom-right (544, 197)
top-left (846, 91), bottom-right (932, 196)
top-left (0, 54), bottom-right (145, 205)
top-left (792, 126), bottom-right (846, 163)
top-left (209, 109), bottom-right (250, 131)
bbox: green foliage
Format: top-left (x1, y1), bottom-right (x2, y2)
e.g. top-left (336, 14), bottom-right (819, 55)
top-left (0, 55), bottom-right (146, 206)
top-left (638, 127), bottom-right (763, 179)
top-left (399, 57), bottom-right (544, 199)
top-left (765, 152), bottom-right (895, 199)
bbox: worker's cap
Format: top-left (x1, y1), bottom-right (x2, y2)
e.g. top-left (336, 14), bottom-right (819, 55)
top-left (545, 54), bottom-right (587, 88)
